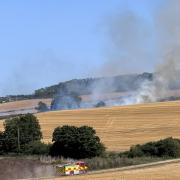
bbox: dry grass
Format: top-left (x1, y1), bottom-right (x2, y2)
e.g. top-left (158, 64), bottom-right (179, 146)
top-left (46, 161), bottom-right (180, 180)
top-left (1, 100), bottom-right (180, 151)
top-left (0, 99), bottom-right (52, 112)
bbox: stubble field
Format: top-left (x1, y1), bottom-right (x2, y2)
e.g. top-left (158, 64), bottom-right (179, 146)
top-left (35, 100), bottom-right (180, 151)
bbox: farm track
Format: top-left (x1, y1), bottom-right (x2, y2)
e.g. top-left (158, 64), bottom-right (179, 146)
top-left (17, 158), bottom-right (180, 180)
top-left (1, 100), bottom-right (180, 151)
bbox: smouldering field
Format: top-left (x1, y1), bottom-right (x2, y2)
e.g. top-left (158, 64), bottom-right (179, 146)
top-left (1, 100), bottom-right (180, 151)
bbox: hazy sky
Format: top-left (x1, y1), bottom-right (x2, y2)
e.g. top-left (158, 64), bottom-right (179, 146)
top-left (0, 0), bottom-right (163, 96)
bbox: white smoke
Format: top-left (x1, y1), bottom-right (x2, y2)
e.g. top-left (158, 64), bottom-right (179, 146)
top-left (105, 0), bottom-right (180, 105)
top-left (133, 0), bottom-right (180, 104)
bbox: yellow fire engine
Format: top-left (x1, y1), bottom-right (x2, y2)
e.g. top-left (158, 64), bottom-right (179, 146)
top-left (56, 161), bottom-right (88, 176)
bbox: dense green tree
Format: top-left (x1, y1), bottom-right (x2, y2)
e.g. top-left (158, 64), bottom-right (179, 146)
top-left (50, 125), bottom-right (105, 159)
top-left (3, 114), bottom-right (42, 152)
top-left (23, 141), bottom-right (51, 155)
top-left (0, 131), bottom-right (5, 154)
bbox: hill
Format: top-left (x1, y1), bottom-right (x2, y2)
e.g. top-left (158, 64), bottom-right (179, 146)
top-left (34, 72), bottom-right (152, 97)
top-left (0, 72), bottom-right (153, 103)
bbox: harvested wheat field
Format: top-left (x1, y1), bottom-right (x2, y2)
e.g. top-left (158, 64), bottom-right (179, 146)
top-left (36, 100), bottom-right (180, 151)
top-left (46, 161), bottom-right (180, 180)
top-left (1, 100), bottom-right (180, 151)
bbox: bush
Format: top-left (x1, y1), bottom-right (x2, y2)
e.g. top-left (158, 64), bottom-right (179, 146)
top-left (23, 141), bottom-right (51, 155)
top-left (127, 145), bottom-right (144, 157)
top-left (35, 101), bottom-right (49, 112)
top-left (94, 101), bottom-right (106, 108)
top-left (0, 131), bottom-right (5, 154)
top-left (127, 137), bottom-right (180, 158)
top-left (75, 155), bottom-right (162, 171)
top-left (50, 125), bottom-right (105, 159)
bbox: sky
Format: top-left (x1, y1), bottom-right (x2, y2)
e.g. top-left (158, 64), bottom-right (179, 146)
top-left (0, 0), bottom-right (163, 96)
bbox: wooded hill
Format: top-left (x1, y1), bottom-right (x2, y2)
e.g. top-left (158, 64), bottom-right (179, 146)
top-left (0, 72), bottom-right (153, 103)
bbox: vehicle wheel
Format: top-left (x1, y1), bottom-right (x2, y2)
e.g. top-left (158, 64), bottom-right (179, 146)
top-left (70, 171), bottom-right (74, 176)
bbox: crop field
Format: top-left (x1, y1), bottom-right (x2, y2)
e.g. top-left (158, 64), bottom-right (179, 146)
top-left (1, 100), bottom-right (180, 151)
top-left (35, 100), bottom-right (180, 151)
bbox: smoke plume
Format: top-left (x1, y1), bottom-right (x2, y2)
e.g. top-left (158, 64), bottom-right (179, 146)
top-left (134, 0), bottom-right (180, 104)
top-left (94, 0), bottom-right (180, 105)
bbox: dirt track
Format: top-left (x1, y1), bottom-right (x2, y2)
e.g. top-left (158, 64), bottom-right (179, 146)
top-left (52, 160), bottom-right (180, 180)
top-left (17, 159), bottom-right (180, 180)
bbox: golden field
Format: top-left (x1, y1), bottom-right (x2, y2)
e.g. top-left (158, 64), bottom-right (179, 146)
top-left (38, 100), bottom-right (180, 151)
top-left (1, 100), bottom-right (180, 151)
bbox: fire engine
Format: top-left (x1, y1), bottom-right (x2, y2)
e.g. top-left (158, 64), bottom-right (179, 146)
top-left (56, 161), bottom-right (88, 176)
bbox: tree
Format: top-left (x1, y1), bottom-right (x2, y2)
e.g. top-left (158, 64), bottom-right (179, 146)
top-left (3, 114), bottom-right (42, 152)
top-left (23, 141), bottom-right (51, 155)
top-left (35, 101), bottom-right (49, 112)
top-left (50, 125), bottom-right (105, 159)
